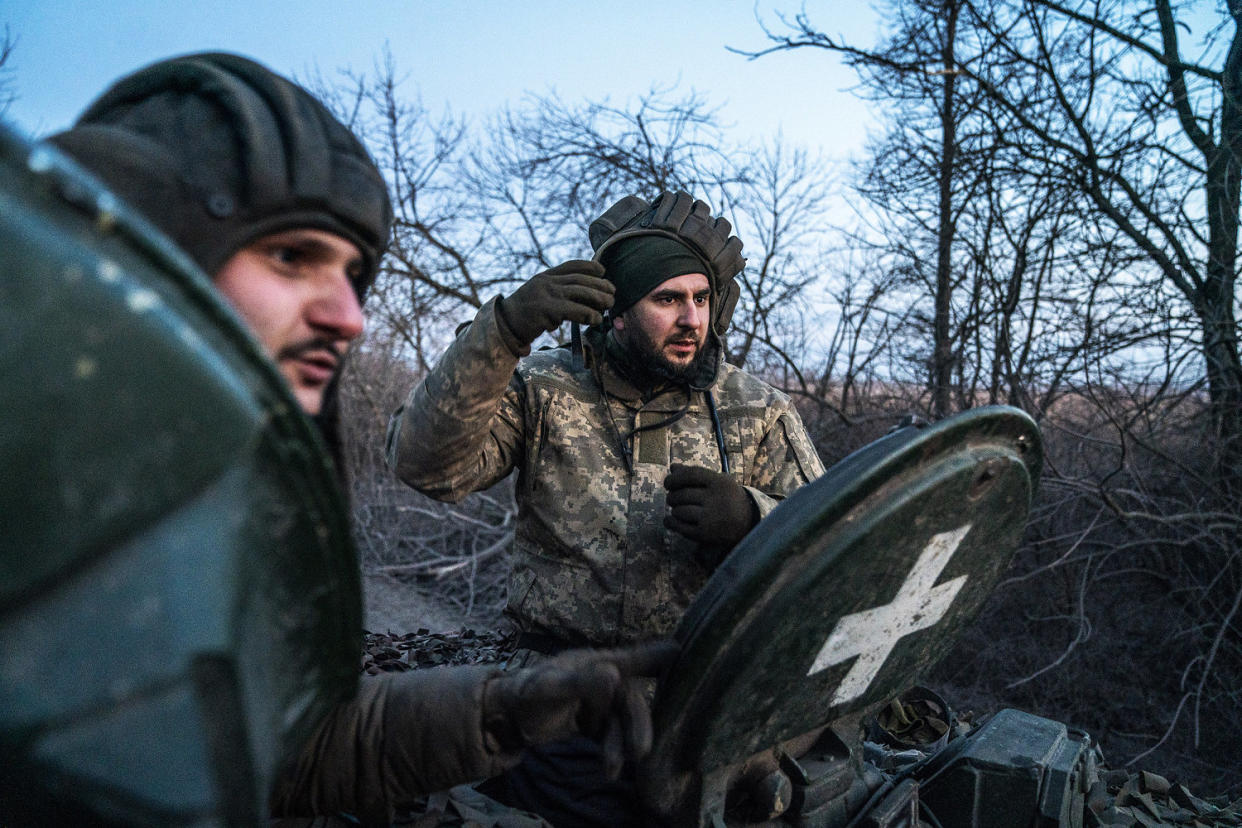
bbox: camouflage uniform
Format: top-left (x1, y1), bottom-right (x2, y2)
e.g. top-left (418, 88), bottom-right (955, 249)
top-left (386, 298), bottom-right (824, 646)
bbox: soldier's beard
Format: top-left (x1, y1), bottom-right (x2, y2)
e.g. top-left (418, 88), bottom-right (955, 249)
top-left (623, 327), bottom-right (707, 384)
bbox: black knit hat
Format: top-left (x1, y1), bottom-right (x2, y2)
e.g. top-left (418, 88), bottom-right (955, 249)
top-left (49, 52), bottom-right (393, 297)
top-left (589, 191), bottom-right (744, 335)
top-left (600, 235), bottom-right (706, 317)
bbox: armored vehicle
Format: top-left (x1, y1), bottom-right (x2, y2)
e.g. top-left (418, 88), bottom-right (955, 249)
top-left (0, 119), bottom-right (1228, 827)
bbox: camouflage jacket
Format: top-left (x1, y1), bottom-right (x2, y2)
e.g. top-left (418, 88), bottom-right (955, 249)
top-left (386, 297), bottom-right (824, 645)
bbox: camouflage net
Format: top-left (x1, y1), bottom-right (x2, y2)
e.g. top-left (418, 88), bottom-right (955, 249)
top-left (361, 628), bottom-right (517, 674)
top-left (1088, 769), bottom-right (1242, 828)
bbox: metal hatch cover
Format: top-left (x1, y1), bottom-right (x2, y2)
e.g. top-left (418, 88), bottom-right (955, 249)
top-left (645, 406), bottom-right (1042, 794)
top-left (0, 121), bottom-right (360, 825)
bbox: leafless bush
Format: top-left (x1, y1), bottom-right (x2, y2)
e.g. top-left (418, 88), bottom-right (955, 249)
top-left (929, 389), bottom-right (1242, 797)
top-left (338, 335), bottom-right (515, 623)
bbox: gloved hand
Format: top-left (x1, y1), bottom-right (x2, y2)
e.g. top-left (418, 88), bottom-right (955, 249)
top-left (498, 260), bottom-right (614, 347)
top-left (664, 463), bottom-right (759, 563)
top-left (482, 640), bottom-right (677, 779)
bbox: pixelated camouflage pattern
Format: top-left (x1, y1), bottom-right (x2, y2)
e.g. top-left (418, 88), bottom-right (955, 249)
top-left (387, 298), bottom-right (824, 645)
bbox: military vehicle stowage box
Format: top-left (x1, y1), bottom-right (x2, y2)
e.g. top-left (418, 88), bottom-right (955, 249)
top-left (917, 708), bottom-right (1096, 828)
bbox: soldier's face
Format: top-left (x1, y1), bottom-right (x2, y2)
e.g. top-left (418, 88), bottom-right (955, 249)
top-left (614, 272), bottom-right (711, 379)
top-left (214, 228), bottom-right (365, 415)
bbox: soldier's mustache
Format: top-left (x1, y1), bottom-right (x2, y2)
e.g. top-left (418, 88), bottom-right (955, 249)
top-left (277, 337), bottom-right (343, 365)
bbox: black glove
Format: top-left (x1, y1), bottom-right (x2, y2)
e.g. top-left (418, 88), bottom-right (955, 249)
top-left (482, 640), bottom-right (677, 779)
top-left (498, 260), bottom-right (614, 347)
top-left (664, 463), bottom-right (759, 563)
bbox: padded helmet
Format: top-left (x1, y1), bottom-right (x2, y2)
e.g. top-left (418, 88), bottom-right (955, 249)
top-left (589, 191), bottom-right (745, 335)
top-left (49, 52), bottom-right (392, 297)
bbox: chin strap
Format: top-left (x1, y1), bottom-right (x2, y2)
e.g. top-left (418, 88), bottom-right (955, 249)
top-left (591, 329), bottom-right (729, 476)
top-left (571, 322), bottom-right (584, 371)
top-left (705, 390), bottom-right (730, 475)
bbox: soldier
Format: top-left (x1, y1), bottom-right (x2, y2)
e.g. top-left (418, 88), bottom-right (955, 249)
top-left (385, 191), bottom-right (825, 823)
top-left (44, 52), bottom-right (673, 826)
top-left (387, 192), bottom-right (824, 652)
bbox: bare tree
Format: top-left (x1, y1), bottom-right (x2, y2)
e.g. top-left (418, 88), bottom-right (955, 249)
top-left (725, 137), bottom-right (832, 376)
top-left (741, 0), bottom-right (1241, 479)
top-left (947, 3), bottom-right (1242, 781)
top-left (962, 0), bottom-right (1242, 491)
top-left (738, 0), bottom-right (995, 418)
top-left (0, 25), bottom-right (17, 118)
top-left (739, 0), bottom-right (1242, 790)
top-left (459, 85), bottom-right (741, 276)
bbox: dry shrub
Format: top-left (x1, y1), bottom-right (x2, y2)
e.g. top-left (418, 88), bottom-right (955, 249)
top-left (789, 377), bottom-right (1242, 795)
top-left (928, 390), bottom-right (1242, 797)
top-left (338, 338), bottom-right (516, 624)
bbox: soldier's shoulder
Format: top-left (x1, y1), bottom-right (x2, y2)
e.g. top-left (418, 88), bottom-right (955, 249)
top-left (518, 346), bottom-right (575, 376)
top-left (715, 362), bottom-right (792, 407)
top-left (516, 347), bottom-right (596, 397)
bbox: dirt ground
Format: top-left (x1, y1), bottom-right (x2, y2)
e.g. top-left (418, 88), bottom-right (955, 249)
top-left (361, 571), bottom-right (472, 634)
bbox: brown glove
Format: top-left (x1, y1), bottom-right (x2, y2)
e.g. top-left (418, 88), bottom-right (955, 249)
top-left (271, 642), bottom-right (676, 823)
top-left (482, 640), bottom-right (677, 779)
top-left (271, 665), bottom-right (508, 824)
top-left (497, 260), bottom-right (614, 348)
top-left (664, 463), bottom-right (759, 566)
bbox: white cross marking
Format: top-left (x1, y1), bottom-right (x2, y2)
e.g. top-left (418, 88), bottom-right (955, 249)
top-left (807, 524), bottom-right (972, 705)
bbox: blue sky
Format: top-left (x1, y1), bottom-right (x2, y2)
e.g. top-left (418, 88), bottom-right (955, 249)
top-left (4, 1), bottom-right (879, 160)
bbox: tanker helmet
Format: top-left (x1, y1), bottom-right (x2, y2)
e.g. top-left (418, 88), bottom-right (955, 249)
top-left (589, 191), bottom-right (745, 335)
top-left (48, 52), bottom-right (393, 298)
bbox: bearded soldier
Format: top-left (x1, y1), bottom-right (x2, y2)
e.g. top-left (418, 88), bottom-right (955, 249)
top-left (384, 194), bottom-right (823, 824)
top-left (387, 193), bottom-right (824, 655)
